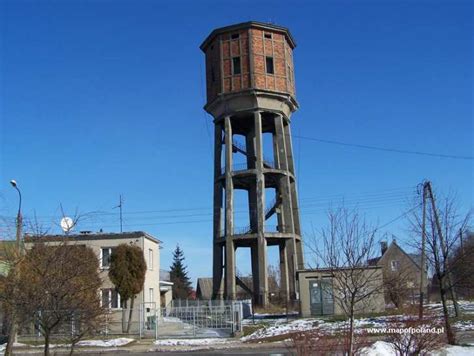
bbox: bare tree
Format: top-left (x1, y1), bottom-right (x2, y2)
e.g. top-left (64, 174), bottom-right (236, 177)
top-left (0, 242), bottom-right (106, 356)
top-left (409, 184), bottom-right (471, 345)
top-left (267, 264), bottom-right (280, 301)
top-left (308, 207), bottom-right (382, 355)
top-left (383, 263), bottom-right (416, 309)
top-left (450, 231), bottom-right (474, 299)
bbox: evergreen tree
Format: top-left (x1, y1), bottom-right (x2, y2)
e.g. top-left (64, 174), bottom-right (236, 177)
top-left (109, 244), bottom-right (147, 333)
top-left (169, 245), bottom-right (193, 299)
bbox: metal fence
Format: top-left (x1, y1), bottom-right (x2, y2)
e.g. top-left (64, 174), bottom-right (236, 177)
top-left (10, 301), bottom-right (243, 341)
top-left (158, 300), bottom-right (243, 337)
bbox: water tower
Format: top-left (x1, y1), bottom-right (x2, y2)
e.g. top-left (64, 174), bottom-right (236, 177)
top-left (201, 21), bottom-right (304, 306)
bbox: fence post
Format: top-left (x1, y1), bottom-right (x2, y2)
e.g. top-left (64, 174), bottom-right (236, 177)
top-left (105, 311), bottom-right (109, 336)
top-left (193, 307), bottom-right (196, 337)
top-left (139, 305), bottom-right (142, 339)
top-left (155, 308), bottom-right (158, 340)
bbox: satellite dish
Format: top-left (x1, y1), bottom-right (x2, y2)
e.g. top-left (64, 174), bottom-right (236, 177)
top-left (60, 217), bottom-right (74, 233)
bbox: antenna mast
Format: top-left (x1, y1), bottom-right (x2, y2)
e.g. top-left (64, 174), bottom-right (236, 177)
top-left (114, 195), bottom-right (124, 233)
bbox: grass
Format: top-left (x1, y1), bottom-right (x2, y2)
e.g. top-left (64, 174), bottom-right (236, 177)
top-left (242, 323), bottom-right (268, 337)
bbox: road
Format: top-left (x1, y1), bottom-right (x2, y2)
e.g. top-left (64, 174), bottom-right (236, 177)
top-left (46, 349), bottom-right (292, 356)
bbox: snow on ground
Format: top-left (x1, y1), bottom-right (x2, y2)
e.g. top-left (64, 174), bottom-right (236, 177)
top-left (154, 338), bottom-right (230, 346)
top-left (242, 313), bottom-right (474, 342)
top-left (75, 338), bottom-right (134, 347)
top-left (434, 344), bottom-right (474, 356)
top-left (0, 338), bottom-right (134, 351)
top-left (360, 341), bottom-right (396, 356)
top-left (426, 301), bottom-right (474, 315)
top-left (241, 315), bottom-right (404, 341)
top-left (359, 341), bottom-right (474, 356)
top-left (241, 319), bottom-right (318, 341)
top-left (0, 343), bottom-right (27, 352)
top-left (454, 320), bottom-right (474, 331)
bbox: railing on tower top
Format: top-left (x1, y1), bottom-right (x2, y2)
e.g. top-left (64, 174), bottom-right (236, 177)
top-left (218, 224), bottom-right (292, 237)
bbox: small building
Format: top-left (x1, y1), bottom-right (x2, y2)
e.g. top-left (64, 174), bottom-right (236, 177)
top-left (159, 269), bottom-right (173, 308)
top-left (369, 240), bottom-right (427, 305)
top-left (297, 267), bottom-right (385, 317)
top-left (24, 231), bottom-right (161, 333)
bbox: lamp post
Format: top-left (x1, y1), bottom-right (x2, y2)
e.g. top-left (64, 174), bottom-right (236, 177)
top-left (10, 180), bottom-right (22, 251)
top-left (5, 180), bottom-right (22, 356)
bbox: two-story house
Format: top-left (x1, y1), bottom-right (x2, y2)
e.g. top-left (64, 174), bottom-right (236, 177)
top-left (24, 231), bottom-right (161, 333)
top-left (369, 239), bottom-right (427, 307)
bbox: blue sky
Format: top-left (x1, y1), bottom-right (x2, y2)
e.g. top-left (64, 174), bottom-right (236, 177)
top-left (0, 0), bottom-right (472, 284)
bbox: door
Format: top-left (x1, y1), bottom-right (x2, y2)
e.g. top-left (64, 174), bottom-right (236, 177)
top-left (309, 278), bottom-right (334, 316)
top-left (309, 280), bottom-right (322, 315)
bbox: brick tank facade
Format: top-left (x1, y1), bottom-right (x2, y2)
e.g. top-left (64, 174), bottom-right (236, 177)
top-left (202, 23), bottom-right (296, 104)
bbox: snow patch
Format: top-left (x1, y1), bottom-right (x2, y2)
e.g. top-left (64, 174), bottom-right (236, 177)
top-left (360, 341), bottom-right (396, 356)
top-left (76, 338), bottom-right (134, 347)
top-left (154, 338), bottom-right (228, 346)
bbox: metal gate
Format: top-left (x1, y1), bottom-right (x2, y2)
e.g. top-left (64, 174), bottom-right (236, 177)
top-left (140, 302), bottom-right (158, 338)
top-left (157, 300), bottom-right (243, 338)
top-left (309, 278), bottom-right (334, 316)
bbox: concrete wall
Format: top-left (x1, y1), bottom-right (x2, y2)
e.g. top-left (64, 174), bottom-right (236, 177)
top-left (298, 268), bottom-right (385, 318)
top-left (142, 237), bottom-right (161, 308)
top-left (160, 288), bottom-right (172, 308)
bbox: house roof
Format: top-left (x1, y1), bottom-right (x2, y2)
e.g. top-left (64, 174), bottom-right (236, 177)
top-left (371, 240), bottom-right (423, 270)
top-left (196, 277), bottom-right (250, 299)
top-left (297, 266), bottom-right (382, 274)
top-left (24, 231), bottom-right (161, 244)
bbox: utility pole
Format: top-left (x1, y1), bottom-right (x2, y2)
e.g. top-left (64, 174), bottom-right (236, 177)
top-left (114, 195), bottom-right (124, 233)
top-left (419, 181), bottom-right (427, 319)
top-left (426, 182), bottom-right (460, 317)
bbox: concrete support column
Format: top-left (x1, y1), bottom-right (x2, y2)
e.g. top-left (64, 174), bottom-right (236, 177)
top-left (224, 116), bottom-right (236, 300)
top-left (254, 111), bottom-right (268, 306)
top-left (279, 243), bottom-right (290, 301)
top-left (283, 123), bottom-right (304, 269)
top-left (212, 123), bottom-right (224, 299)
top-left (274, 115), bottom-right (294, 234)
top-left (251, 244), bottom-right (259, 304)
top-left (246, 124), bottom-right (258, 232)
top-left (286, 238), bottom-right (297, 299)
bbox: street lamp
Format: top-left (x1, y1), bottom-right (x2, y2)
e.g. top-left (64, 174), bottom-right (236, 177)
top-left (5, 180), bottom-right (22, 355)
top-left (10, 180), bottom-right (22, 251)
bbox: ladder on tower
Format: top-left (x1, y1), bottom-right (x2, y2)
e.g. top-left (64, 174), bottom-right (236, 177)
top-left (235, 276), bottom-right (253, 296)
top-left (241, 197), bottom-right (282, 235)
top-left (228, 139), bottom-right (274, 169)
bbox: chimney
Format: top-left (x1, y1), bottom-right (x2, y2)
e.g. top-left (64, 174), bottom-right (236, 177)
top-left (380, 241), bottom-right (388, 255)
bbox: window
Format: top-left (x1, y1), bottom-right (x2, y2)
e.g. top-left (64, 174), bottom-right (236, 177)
top-left (391, 260), bottom-right (400, 271)
top-left (266, 57), bottom-right (274, 74)
top-left (101, 247), bottom-right (114, 268)
top-left (100, 288), bottom-right (121, 309)
top-left (264, 32), bottom-right (272, 39)
top-left (231, 33), bottom-right (240, 40)
top-left (232, 57), bottom-right (241, 75)
top-left (148, 248), bottom-right (154, 270)
top-left (149, 288), bottom-right (154, 303)
top-left (288, 65), bottom-right (292, 83)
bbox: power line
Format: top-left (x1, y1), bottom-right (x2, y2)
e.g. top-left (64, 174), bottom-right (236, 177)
top-left (292, 134), bottom-right (473, 160)
top-left (0, 186), bottom-right (417, 226)
top-left (377, 204), bottom-right (421, 229)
